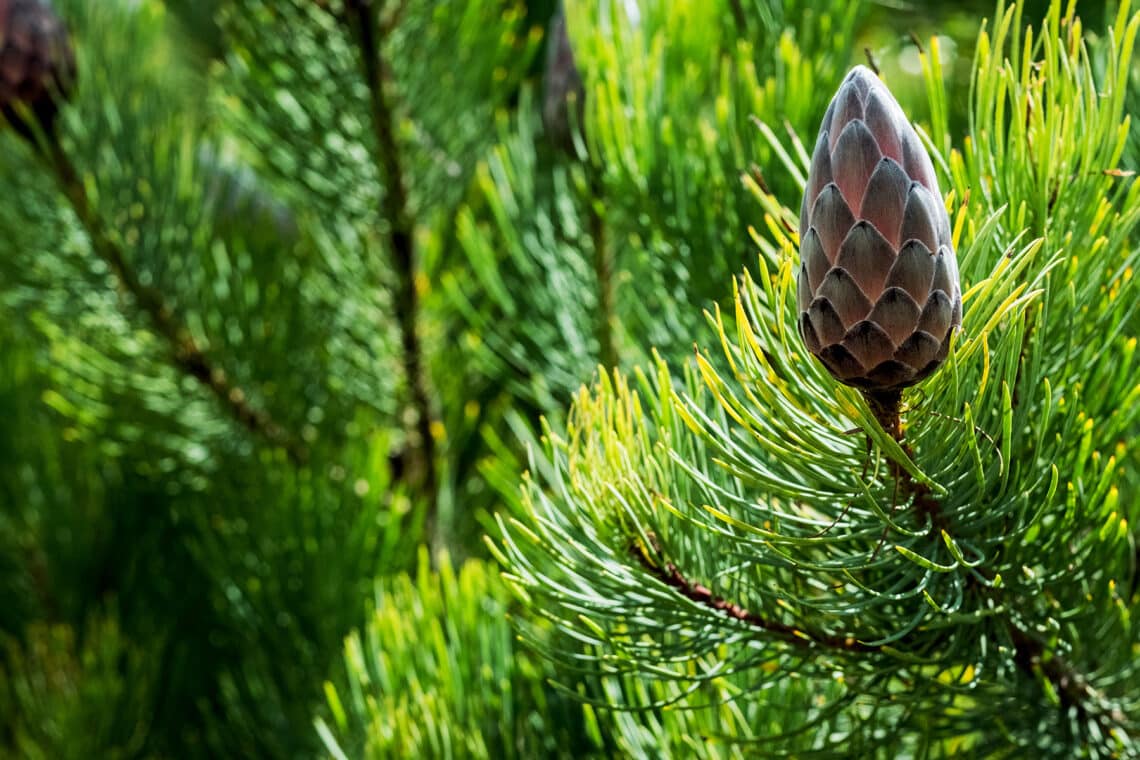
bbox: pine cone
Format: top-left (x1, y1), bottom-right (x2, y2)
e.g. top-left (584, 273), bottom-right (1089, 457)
top-left (797, 66), bottom-right (961, 390)
top-left (0, 0), bottom-right (76, 136)
top-left (542, 7), bottom-right (584, 154)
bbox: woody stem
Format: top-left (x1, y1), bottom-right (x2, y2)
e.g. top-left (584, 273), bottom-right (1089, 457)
top-left (865, 388), bottom-right (903, 443)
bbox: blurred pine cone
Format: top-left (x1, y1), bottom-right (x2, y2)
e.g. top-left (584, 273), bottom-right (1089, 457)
top-left (542, 6), bottom-right (584, 155)
top-left (797, 66), bottom-right (961, 390)
top-left (0, 0), bottom-right (76, 136)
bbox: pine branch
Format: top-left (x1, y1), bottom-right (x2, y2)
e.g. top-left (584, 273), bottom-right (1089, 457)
top-left (728, 0), bottom-right (747, 30)
top-left (43, 139), bottom-right (307, 464)
top-left (885, 400), bottom-right (1129, 752)
top-left (871, 392), bottom-right (950, 535)
top-left (639, 476), bottom-right (1128, 751)
top-left (588, 172), bottom-right (616, 369)
top-left (346, 0), bottom-right (439, 535)
top-left (630, 541), bottom-right (875, 654)
top-left (867, 388), bottom-right (903, 442)
top-left (1008, 624), bottom-right (1128, 749)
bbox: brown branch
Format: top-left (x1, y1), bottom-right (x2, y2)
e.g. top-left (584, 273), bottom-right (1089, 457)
top-left (866, 388), bottom-right (903, 442)
top-left (346, 0), bottom-right (439, 535)
top-left (378, 0), bottom-right (411, 37)
top-left (588, 171), bottom-right (617, 369)
top-left (1008, 623), bottom-right (1128, 746)
top-left (864, 48), bottom-right (881, 76)
top-left (727, 0), bottom-right (747, 31)
top-left (865, 387), bottom-right (947, 533)
top-left (44, 141), bottom-right (307, 464)
top-left (630, 542), bottom-right (874, 654)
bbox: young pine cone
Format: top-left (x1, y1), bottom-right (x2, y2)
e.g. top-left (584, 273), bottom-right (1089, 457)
top-left (542, 6), bottom-right (585, 154)
top-left (797, 66), bottom-right (961, 390)
top-left (0, 0), bottom-right (76, 136)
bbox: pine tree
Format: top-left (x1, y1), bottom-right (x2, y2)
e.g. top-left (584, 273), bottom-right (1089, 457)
top-left (3, 0), bottom-right (1139, 758)
top-left (494, 0), bottom-right (1140, 756)
top-left (0, 0), bottom-right (532, 755)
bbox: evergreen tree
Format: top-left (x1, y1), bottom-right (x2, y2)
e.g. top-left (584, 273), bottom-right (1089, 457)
top-left (0, 0), bottom-right (531, 755)
top-left (2, 0), bottom-right (1139, 758)
top-left (493, 0), bottom-right (1140, 756)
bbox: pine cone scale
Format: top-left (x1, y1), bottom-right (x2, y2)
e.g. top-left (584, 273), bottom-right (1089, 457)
top-left (886, 240), bottom-right (935, 300)
top-left (807, 298), bottom-right (845, 346)
top-left (843, 320), bottom-right (895, 368)
top-left (900, 186), bottom-right (939, 253)
top-left (834, 221), bottom-right (894, 301)
top-left (859, 158), bottom-right (910, 247)
top-left (895, 331), bottom-right (941, 370)
top-left (802, 229), bottom-right (830, 291)
top-left (864, 92), bottom-right (905, 162)
top-left (816, 268), bottom-right (873, 328)
top-left (809, 184), bottom-right (854, 259)
top-left (832, 121), bottom-right (881, 210)
top-left (867, 288), bottom-right (921, 344)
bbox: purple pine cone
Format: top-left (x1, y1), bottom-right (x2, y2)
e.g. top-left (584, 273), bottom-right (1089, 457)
top-left (797, 66), bottom-right (961, 390)
top-left (0, 0), bottom-right (75, 136)
top-left (542, 8), bottom-right (584, 154)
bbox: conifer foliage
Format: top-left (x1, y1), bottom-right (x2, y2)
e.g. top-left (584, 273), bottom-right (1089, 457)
top-left (0, 0), bottom-right (531, 755)
top-left (496, 1), bottom-right (1140, 757)
top-left (1, 0), bottom-right (1139, 758)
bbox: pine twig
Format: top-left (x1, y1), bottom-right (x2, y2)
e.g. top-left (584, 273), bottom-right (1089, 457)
top-left (346, 0), bottom-right (439, 536)
top-left (1008, 624), bottom-right (1128, 745)
top-left (728, 0), bottom-right (747, 30)
top-left (866, 388), bottom-right (903, 442)
top-left (44, 140), bottom-right (307, 464)
top-left (865, 388), bottom-right (947, 533)
top-left (588, 170), bottom-right (617, 369)
top-left (630, 541), bottom-right (874, 654)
